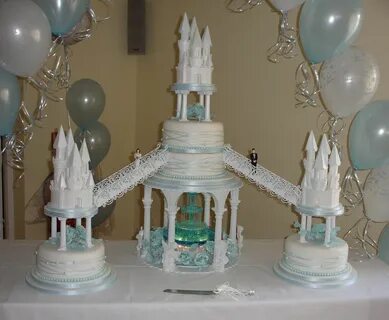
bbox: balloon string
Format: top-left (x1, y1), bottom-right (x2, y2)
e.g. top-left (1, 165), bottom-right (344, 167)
top-left (267, 12), bottom-right (298, 63)
top-left (341, 166), bottom-right (364, 212)
top-left (341, 167), bottom-right (380, 260)
top-left (316, 111), bottom-right (345, 157)
top-left (93, 0), bottom-right (112, 22)
top-left (295, 61), bottom-right (321, 108)
top-left (226, 0), bottom-right (263, 13)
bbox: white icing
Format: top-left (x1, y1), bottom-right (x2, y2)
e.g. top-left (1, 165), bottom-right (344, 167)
top-left (36, 240), bottom-right (106, 279)
top-left (163, 120), bottom-right (224, 147)
top-left (161, 153), bottom-right (224, 177)
top-left (283, 234), bottom-right (349, 274)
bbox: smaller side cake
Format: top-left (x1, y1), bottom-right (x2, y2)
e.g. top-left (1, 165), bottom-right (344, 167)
top-left (26, 126), bottom-right (115, 294)
top-left (274, 131), bottom-right (356, 288)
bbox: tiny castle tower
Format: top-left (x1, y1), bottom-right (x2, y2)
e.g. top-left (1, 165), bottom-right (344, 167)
top-left (47, 126), bottom-right (97, 250)
top-left (172, 13), bottom-right (216, 122)
top-left (297, 131), bottom-right (343, 246)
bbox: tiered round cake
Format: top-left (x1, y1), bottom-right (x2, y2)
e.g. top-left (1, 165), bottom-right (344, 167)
top-left (147, 119), bottom-right (240, 191)
top-left (137, 14), bottom-right (243, 273)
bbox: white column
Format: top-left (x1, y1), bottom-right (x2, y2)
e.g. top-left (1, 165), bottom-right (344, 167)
top-left (229, 190), bottom-right (240, 241)
top-left (59, 218), bottom-right (67, 251)
top-left (175, 94), bottom-right (182, 118)
top-left (163, 209), bottom-right (168, 228)
top-left (299, 214), bottom-right (307, 243)
top-left (307, 216), bottom-right (312, 232)
top-left (203, 193), bottom-right (211, 227)
top-left (51, 217), bottom-right (57, 239)
top-left (162, 190), bottom-right (182, 244)
top-left (85, 217), bottom-right (92, 247)
top-left (180, 93), bottom-right (188, 121)
top-left (142, 186), bottom-right (153, 241)
top-left (324, 217), bottom-right (331, 246)
top-left (331, 216), bottom-right (336, 229)
top-left (199, 94), bottom-right (204, 106)
top-left (204, 94), bottom-right (211, 121)
top-left (168, 210), bottom-right (177, 244)
top-left (76, 218), bottom-right (82, 227)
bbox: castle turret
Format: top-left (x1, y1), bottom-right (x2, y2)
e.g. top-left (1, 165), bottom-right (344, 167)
top-left (328, 145), bottom-right (341, 190)
top-left (66, 128), bottom-right (75, 158)
top-left (53, 126), bottom-right (68, 182)
top-left (190, 26), bottom-right (202, 68)
top-left (202, 26), bottom-right (212, 67)
top-left (80, 139), bottom-right (91, 176)
top-left (178, 12), bottom-right (190, 66)
top-left (67, 144), bottom-right (82, 190)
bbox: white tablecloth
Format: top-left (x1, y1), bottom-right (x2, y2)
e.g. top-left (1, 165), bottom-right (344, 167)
top-left (0, 239), bottom-right (389, 320)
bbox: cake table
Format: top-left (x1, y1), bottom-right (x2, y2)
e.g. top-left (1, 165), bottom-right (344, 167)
top-left (1, 239), bottom-right (389, 320)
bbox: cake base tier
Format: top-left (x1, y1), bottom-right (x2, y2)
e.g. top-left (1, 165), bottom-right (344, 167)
top-left (26, 264), bottom-right (115, 295)
top-left (273, 260), bottom-right (357, 288)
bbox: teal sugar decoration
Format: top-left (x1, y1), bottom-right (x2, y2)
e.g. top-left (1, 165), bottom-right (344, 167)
top-left (54, 225), bottom-right (88, 249)
top-left (293, 221), bottom-right (340, 244)
top-left (187, 104), bottom-right (205, 121)
top-left (144, 229), bottom-right (239, 268)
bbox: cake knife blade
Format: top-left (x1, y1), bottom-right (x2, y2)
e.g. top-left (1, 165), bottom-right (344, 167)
top-left (163, 289), bottom-right (216, 295)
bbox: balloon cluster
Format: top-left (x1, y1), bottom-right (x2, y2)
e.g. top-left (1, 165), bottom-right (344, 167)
top-left (66, 78), bottom-right (115, 227)
top-left (0, 0), bottom-right (110, 175)
top-left (228, 1), bottom-right (389, 259)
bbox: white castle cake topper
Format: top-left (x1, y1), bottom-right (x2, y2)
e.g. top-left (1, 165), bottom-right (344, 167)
top-left (50, 126), bottom-right (95, 210)
top-left (300, 131), bottom-right (341, 209)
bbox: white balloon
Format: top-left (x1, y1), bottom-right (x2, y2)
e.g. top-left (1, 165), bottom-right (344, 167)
top-left (268, 0), bottom-right (305, 12)
top-left (364, 165), bottom-right (389, 223)
top-left (320, 47), bottom-right (380, 118)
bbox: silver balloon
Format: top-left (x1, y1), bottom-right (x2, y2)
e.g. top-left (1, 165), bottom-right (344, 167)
top-left (364, 165), bottom-right (389, 223)
top-left (0, 0), bottom-right (52, 77)
top-left (320, 47), bottom-right (380, 118)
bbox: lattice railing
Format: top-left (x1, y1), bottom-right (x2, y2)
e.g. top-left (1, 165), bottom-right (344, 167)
top-left (223, 145), bottom-right (301, 206)
top-left (93, 145), bottom-right (169, 207)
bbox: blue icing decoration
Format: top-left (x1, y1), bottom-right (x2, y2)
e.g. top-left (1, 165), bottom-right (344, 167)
top-left (187, 104), bottom-right (205, 121)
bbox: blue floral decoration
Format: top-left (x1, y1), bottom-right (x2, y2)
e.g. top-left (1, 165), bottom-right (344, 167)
top-left (194, 252), bottom-right (209, 266)
top-left (187, 104), bottom-right (205, 121)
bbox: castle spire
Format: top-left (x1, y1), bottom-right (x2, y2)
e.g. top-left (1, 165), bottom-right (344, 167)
top-left (318, 134), bottom-right (331, 157)
top-left (69, 144), bottom-right (82, 168)
top-left (66, 128), bottom-right (75, 157)
top-left (179, 12), bottom-right (190, 40)
top-left (189, 17), bottom-right (198, 40)
top-left (80, 139), bottom-right (91, 163)
top-left (329, 145), bottom-right (341, 168)
top-left (54, 126), bottom-right (67, 160)
top-left (305, 131), bottom-right (317, 170)
top-left (191, 26), bottom-right (202, 51)
top-left (202, 26), bottom-right (212, 48)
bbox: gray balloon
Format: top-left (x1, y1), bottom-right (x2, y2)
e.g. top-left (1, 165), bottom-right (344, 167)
top-left (66, 79), bottom-right (106, 129)
top-left (74, 122), bottom-right (111, 169)
top-left (0, 0), bottom-right (52, 77)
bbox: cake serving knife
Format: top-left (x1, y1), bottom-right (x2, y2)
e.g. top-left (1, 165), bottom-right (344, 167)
top-left (163, 289), bottom-right (216, 295)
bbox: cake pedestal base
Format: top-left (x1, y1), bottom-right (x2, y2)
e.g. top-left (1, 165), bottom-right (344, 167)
top-left (273, 260), bottom-right (357, 289)
top-left (26, 265), bottom-right (116, 295)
